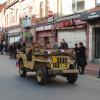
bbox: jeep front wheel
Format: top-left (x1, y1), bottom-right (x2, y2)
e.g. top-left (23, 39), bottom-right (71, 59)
top-left (19, 60), bottom-right (26, 77)
top-left (36, 67), bottom-right (47, 85)
top-left (66, 73), bottom-right (78, 84)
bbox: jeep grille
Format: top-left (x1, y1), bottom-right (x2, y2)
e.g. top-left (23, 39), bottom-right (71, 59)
top-left (52, 56), bottom-right (69, 69)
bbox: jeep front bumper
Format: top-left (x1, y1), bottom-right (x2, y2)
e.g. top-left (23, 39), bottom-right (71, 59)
top-left (48, 69), bottom-right (79, 75)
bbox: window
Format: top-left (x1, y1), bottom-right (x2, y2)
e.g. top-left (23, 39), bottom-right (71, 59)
top-left (11, 11), bottom-right (15, 23)
top-left (57, 0), bottom-right (62, 15)
top-left (45, 0), bottom-right (50, 16)
top-left (40, 1), bottom-right (43, 17)
top-left (72, 0), bottom-right (85, 13)
top-left (16, 9), bottom-right (18, 23)
top-left (6, 14), bottom-right (8, 27)
top-left (96, 0), bottom-right (100, 6)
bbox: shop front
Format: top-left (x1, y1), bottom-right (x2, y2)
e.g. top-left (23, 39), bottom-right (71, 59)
top-left (36, 24), bottom-right (55, 47)
top-left (81, 9), bottom-right (100, 62)
top-left (56, 16), bottom-right (87, 48)
top-left (8, 27), bottom-right (21, 44)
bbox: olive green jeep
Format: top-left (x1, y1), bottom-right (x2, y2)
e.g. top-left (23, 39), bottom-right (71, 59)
top-left (16, 46), bottom-right (78, 85)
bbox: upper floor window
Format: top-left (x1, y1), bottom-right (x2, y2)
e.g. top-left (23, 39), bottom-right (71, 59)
top-left (57, 0), bottom-right (62, 15)
top-left (96, 0), bottom-right (100, 6)
top-left (11, 11), bottom-right (15, 23)
top-left (45, 0), bottom-right (50, 16)
top-left (16, 9), bottom-right (18, 23)
top-left (40, 1), bottom-right (44, 17)
top-left (72, 0), bottom-right (85, 13)
top-left (6, 14), bottom-right (8, 27)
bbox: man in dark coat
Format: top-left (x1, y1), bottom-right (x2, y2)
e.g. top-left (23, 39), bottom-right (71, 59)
top-left (77, 42), bottom-right (87, 74)
top-left (0, 42), bottom-right (4, 55)
top-left (59, 39), bottom-right (68, 49)
top-left (74, 44), bottom-right (80, 70)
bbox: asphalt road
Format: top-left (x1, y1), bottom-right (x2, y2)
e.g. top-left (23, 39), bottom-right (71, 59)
top-left (0, 55), bottom-right (100, 100)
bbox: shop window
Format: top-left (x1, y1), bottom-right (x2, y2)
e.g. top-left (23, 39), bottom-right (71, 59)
top-left (95, 28), bottom-right (100, 58)
top-left (72, 0), bottom-right (85, 13)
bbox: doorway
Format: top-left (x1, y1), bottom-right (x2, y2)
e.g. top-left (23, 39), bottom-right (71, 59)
top-left (95, 27), bottom-right (100, 58)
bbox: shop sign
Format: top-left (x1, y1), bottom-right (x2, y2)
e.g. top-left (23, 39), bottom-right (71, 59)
top-left (55, 14), bottom-right (80, 22)
top-left (73, 19), bottom-right (86, 25)
top-left (8, 28), bottom-right (20, 36)
top-left (8, 28), bottom-right (20, 34)
top-left (36, 25), bottom-right (53, 31)
top-left (56, 20), bottom-right (73, 29)
top-left (80, 10), bottom-right (100, 21)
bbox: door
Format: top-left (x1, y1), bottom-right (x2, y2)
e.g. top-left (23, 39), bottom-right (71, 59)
top-left (95, 28), bottom-right (100, 58)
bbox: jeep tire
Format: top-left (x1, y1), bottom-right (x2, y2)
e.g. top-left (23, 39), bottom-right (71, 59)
top-left (66, 73), bottom-right (78, 84)
top-left (19, 60), bottom-right (27, 77)
top-left (36, 67), bottom-right (48, 85)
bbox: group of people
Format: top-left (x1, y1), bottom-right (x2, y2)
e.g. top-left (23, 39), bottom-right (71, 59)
top-left (0, 41), bottom-right (22, 59)
top-left (0, 41), bottom-right (8, 55)
top-left (53, 39), bottom-right (68, 49)
top-left (0, 39), bottom-right (87, 74)
top-left (74, 42), bottom-right (87, 75)
top-left (53, 39), bottom-right (87, 75)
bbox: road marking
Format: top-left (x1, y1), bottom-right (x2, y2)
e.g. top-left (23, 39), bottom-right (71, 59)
top-left (80, 75), bottom-right (100, 81)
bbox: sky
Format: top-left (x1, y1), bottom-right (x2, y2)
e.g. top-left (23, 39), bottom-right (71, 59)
top-left (0, 0), bottom-right (6, 4)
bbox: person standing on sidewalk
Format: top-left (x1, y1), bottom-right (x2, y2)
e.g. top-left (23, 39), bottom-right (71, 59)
top-left (74, 43), bottom-right (80, 71)
top-left (78, 42), bottom-right (87, 74)
top-left (0, 41), bottom-right (4, 55)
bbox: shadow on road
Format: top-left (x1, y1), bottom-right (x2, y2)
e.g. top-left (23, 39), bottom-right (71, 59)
top-left (14, 73), bottom-right (79, 88)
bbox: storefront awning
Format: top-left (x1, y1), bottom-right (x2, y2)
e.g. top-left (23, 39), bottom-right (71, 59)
top-left (80, 10), bottom-right (100, 21)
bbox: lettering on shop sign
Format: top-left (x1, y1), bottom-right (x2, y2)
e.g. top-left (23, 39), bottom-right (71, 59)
top-left (88, 12), bottom-right (100, 19)
top-left (36, 25), bottom-right (52, 31)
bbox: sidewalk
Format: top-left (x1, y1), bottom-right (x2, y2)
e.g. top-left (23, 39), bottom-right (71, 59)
top-left (85, 64), bottom-right (100, 77)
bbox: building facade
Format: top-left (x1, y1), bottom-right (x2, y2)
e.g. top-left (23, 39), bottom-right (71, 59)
top-left (0, 2), bottom-right (6, 42)
top-left (0, 0), bottom-right (99, 62)
top-left (81, 0), bottom-right (100, 63)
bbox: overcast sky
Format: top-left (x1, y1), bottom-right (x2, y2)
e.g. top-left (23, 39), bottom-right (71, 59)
top-left (0, 0), bottom-right (6, 4)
